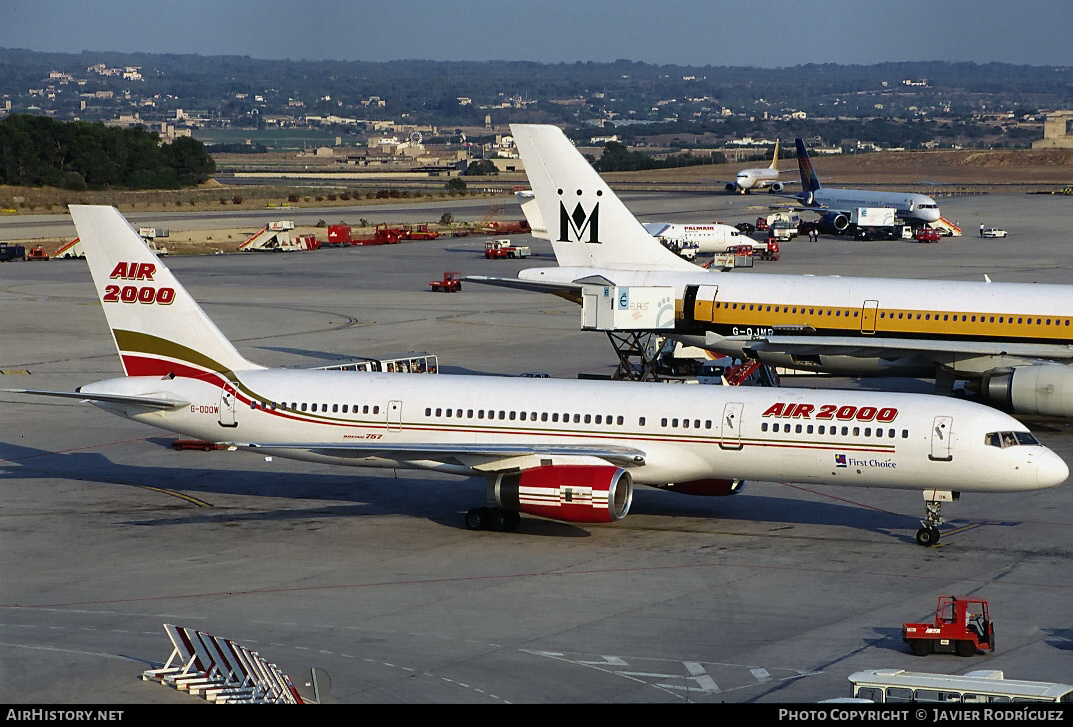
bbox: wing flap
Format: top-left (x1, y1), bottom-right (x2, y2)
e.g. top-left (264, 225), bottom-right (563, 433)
top-left (234, 442), bottom-right (647, 469)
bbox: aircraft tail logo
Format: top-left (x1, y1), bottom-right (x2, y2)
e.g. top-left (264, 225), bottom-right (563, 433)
top-left (769, 139), bottom-right (780, 170)
top-left (559, 193), bottom-right (600, 244)
top-left (69, 205), bottom-right (263, 381)
top-left (510, 124), bottom-right (697, 271)
top-left (795, 138), bottom-right (822, 194)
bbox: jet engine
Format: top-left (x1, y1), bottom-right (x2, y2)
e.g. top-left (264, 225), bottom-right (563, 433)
top-left (725, 182), bottom-right (739, 193)
top-left (819, 212), bottom-right (850, 234)
top-left (659, 479), bottom-right (747, 496)
top-left (492, 465), bottom-right (633, 523)
top-left (769, 181), bottom-right (784, 193)
top-left (981, 364), bottom-right (1073, 418)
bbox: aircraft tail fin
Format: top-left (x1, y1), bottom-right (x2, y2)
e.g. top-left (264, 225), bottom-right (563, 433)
top-left (795, 138), bottom-right (822, 193)
top-left (510, 124), bottom-right (698, 271)
top-left (69, 205), bottom-right (263, 380)
top-left (769, 139), bottom-right (780, 170)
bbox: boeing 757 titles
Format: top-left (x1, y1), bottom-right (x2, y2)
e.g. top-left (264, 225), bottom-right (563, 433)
top-left (469, 124), bottom-right (1073, 423)
top-left (3, 206), bottom-right (1066, 545)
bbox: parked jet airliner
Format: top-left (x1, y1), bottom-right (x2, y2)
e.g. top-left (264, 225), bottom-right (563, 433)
top-left (4, 206), bottom-right (1066, 545)
top-left (784, 138), bottom-right (942, 230)
top-left (469, 124), bottom-right (1073, 423)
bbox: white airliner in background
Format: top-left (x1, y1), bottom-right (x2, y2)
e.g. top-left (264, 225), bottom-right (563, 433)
top-left (471, 124), bottom-right (1073, 424)
top-left (3, 206), bottom-right (1066, 545)
top-left (786, 137), bottom-right (942, 231)
top-left (719, 139), bottom-right (787, 194)
top-left (642, 221), bottom-right (746, 254)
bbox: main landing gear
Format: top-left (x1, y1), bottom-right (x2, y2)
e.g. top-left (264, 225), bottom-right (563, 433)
top-left (465, 507), bottom-right (521, 532)
top-left (916, 491), bottom-right (957, 546)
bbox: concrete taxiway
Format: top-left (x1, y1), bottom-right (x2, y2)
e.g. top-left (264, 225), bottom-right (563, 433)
top-left (2, 192), bottom-right (1073, 703)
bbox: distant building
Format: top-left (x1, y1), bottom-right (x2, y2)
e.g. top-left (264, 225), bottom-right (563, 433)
top-left (1033, 111), bottom-right (1073, 150)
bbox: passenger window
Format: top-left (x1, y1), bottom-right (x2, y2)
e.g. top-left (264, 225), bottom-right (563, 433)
top-left (638, 417), bottom-right (646, 426)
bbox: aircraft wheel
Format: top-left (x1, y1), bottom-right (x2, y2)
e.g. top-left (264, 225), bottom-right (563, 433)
top-left (957, 640), bottom-right (978, 657)
top-left (465, 507), bottom-right (492, 531)
top-left (491, 508), bottom-right (520, 532)
top-left (915, 527), bottom-right (940, 547)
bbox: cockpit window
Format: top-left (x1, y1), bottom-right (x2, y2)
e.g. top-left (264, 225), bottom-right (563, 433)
top-left (985, 431), bottom-right (1040, 448)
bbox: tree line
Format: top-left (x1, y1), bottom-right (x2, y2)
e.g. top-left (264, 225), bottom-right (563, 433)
top-left (0, 114), bottom-right (215, 189)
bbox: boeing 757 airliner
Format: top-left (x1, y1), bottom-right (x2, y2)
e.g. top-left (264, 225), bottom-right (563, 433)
top-left (4, 206), bottom-right (1066, 545)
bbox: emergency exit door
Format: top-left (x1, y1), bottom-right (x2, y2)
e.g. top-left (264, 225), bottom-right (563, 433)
top-left (861, 300), bottom-right (879, 334)
top-left (719, 402), bottom-right (744, 450)
top-left (930, 416), bottom-right (953, 461)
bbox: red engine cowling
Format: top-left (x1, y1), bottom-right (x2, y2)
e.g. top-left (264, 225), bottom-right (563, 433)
top-left (660, 479), bottom-right (747, 496)
top-left (493, 465), bottom-right (633, 523)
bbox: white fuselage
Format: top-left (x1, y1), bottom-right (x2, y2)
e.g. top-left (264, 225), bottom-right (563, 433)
top-left (734, 167), bottom-right (780, 192)
top-left (643, 222), bottom-right (746, 254)
top-left (80, 368), bottom-right (1066, 493)
top-left (806, 188), bottom-right (941, 224)
top-left (517, 265), bottom-right (1073, 376)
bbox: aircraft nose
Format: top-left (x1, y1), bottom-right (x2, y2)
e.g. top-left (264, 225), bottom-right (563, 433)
top-left (1037, 448), bottom-right (1069, 489)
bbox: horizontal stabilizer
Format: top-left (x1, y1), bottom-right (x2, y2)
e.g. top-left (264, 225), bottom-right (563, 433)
top-left (2, 388), bottom-right (190, 410)
top-left (464, 275), bottom-right (585, 295)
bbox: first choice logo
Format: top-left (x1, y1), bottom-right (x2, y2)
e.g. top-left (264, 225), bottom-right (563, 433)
top-left (763, 402), bottom-right (899, 423)
top-left (104, 261), bottom-right (174, 304)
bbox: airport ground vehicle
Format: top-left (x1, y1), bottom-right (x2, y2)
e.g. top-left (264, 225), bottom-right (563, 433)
top-left (846, 669), bottom-right (1073, 703)
top-left (27, 245), bottom-right (49, 261)
top-left (0, 243), bottom-right (26, 261)
top-left (172, 439), bottom-right (221, 451)
top-left (484, 239), bottom-right (530, 259)
top-left (402, 224), bottom-right (440, 240)
top-left (430, 271), bottom-right (462, 292)
top-left (981, 227), bottom-right (1008, 238)
top-left (915, 227), bottom-right (942, 243)
top-left (903, 596), bottom-right (994, 656)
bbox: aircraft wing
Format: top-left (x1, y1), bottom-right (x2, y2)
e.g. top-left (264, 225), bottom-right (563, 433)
top-left (713, 333), bottom-right (1073, 361)
top-left (1, 388), bottom-right (190, 410)
top-left (233, 441), bottom-right (648, 470)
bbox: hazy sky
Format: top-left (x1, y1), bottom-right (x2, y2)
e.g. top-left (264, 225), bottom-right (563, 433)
top-left (2, 0), bottom-right (1072, 67)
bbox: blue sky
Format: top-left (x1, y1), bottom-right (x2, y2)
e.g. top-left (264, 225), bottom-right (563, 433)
top-left (2, 0), bottom-right (1071, 67)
